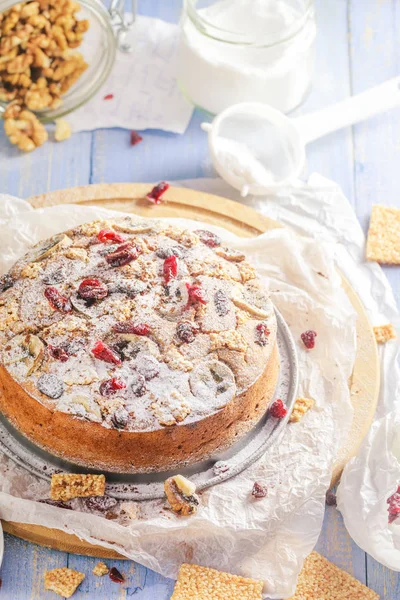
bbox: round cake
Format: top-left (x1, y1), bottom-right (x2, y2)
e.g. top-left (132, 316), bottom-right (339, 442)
top-left (0, 217), bottom-right (279, 473)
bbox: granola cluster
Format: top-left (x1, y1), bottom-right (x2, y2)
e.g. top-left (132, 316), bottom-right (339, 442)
top-left (0, 219), bottom-right (276, 433)
top-left (1, 0), bottom-right (89, 150)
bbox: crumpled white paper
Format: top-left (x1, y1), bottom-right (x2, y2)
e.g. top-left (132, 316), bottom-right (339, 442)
top-left (68, 15), bottom-right (194, 134)
top-left (180, 175), bottom-right (400, 574)
top-left (0, 182), bottom-right (358, 599)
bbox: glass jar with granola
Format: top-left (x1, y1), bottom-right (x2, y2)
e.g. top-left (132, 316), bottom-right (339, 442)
top-left (0, 0), bottom-right (137, 126)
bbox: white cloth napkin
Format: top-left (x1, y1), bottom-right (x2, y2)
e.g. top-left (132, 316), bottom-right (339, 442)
top-left (68, 15), bottom-right (194, 134)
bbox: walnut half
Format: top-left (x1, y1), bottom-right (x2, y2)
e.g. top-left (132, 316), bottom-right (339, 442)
top-left (164, 475), bottom-right (199, 516)
top-left (3, 102), bottom-right (47, 151)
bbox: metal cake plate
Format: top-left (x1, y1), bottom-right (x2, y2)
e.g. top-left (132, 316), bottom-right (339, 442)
top-left (0, 309), bottom-right (298, 501)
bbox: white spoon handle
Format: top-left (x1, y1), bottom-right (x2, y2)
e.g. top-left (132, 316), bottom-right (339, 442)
top-left (293, 77), bottom-right (400, 145)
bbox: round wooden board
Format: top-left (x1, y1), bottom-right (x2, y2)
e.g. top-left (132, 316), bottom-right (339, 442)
top-left (2, 183), bottom-right (380, 559)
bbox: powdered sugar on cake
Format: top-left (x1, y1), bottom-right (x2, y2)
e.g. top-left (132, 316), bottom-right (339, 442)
top-left (0, 218), bottom-right (276, 433)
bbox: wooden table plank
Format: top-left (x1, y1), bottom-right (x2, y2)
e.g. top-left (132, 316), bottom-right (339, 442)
top-left (348, 1), bottom-right (400, 596)
top-left (298, 0), bottom-right (355, 206)
top-left (0, 534), bottom-right (67, 599)
top-left (0, 130), bottom-right (93, 199)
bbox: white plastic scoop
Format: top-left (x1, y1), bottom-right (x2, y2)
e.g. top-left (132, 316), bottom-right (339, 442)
top-left (201, 77), bottom-right (400, 196)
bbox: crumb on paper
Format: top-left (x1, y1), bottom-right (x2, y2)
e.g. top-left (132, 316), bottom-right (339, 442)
top-left (55, 119), bottom-right (72, 142)
top-left (44, 567), bottom-right (85, 598)
top-left (50, 473), bottom-right (105, 501)
top-left (287, 552), bottom-right (379, 600)
top-left (290, 397), bottom-right (314, 423)
top-left (366, 205), bottom-right (400, 264)
top-left (93, 562), bottom-right (109, 577)
top-left (171, 563), bottom-right (263, 600)
top-left (374, 324), bottom-right (396, 344)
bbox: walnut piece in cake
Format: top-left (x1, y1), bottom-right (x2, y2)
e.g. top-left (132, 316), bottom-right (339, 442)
top-left (171, 563), bottom-right (263, 600)
top-left (210, 330), bottom-right (247, 352)
top-left (93, 562), bottom-right (109, 577)
top-left (50, 473), bottom-right (106, 501)
top-left (290, 397), bottom-right (314, 423)
top-left (44, 567), bottom-right (85, 598)
top-left (151, 391), bottom-right (191, 426)
top-left (165, 475), bottom-right (199, 516)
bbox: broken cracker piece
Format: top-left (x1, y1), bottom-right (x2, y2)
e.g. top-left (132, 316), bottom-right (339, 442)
top-left (50, 473), bottom-right (105, 501)
top-left (171, 563), bottom-right (263, 600)
top-left (290, 397), bottom-right (314, 423)
top-left (93, 562), bottom-right (109, 577)
top-left (44, 567), bottom-right (85, 598)
top-left (288, 552), bottom-right (379, 600)
top-left (367, 205), bottom-right (400, 264)
top-left (374, 324), bottom-right (397, 344)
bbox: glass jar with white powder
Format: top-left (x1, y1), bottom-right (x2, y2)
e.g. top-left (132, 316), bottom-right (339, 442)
top-left (178, 0), bottom-right (316, 115)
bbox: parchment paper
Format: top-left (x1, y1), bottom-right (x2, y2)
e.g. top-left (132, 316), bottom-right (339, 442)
top-left (0, 181), bottom-right (358, 599)
top-left (180, 176), bottom-right (400, 574)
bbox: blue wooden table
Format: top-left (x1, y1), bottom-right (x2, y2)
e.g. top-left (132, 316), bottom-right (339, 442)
top-left (1, 0), bottom-right (400, 598)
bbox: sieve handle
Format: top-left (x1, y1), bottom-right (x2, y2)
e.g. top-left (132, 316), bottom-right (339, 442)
top-left (293, 77), bottom-right (400, 145)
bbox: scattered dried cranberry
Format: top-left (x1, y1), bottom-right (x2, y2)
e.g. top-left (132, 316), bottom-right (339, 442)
top-left (131, 372), bottom-right (147, 397)
top-left (105, 242), bottom-right (138, 267)
top-left (163, 255), bottom-right (178, 283)
top-left (195, 229), bottom-right (221, 248)
top-left (176, 321), bottom-right (196, 343)
top-left (269, 399), bottom-right (288, 419)
top-left (48, 345), bottom-right (69, 362)
top-left (252, 482), bottom-right (268, 499)
top-left (97, 229), bottom-right (125, 244)
top-left (186, 283), bottom-right (207, 307)
top-left (214, 290), bottom-right (230, 317)
top-left (109, 567), bottom-right (125, 583)
top-left (104, 93), bottom-right (114, 100)
top-left (78, 278), bottom-right (108, 300)
top-left (255, 323), bottom-right (270, 346)
top-left (84, 496), bottom-right (117, 512)
top-left (0, 273), bottom-right (14, 293)
top-left (113, 321), bottom-right (150, 336)
top-left (44, 287), bottom-right (72, 313)
top-left (112, 407), bottom-right (129, 429)
top-left (325, 490), bottom-right (337, 506)
top-left (130, 130), bottom-right (143, 146)
top-left (92, 341), bottom-right (122, 366)
top-left (301, 330), bottom-right (317, 349)
top-left (387, 485), bottom-right (400, 524)
top-left (100, 377), bottom-right (126, 397)
top-left (146, 181), bottom-right (169, 204)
